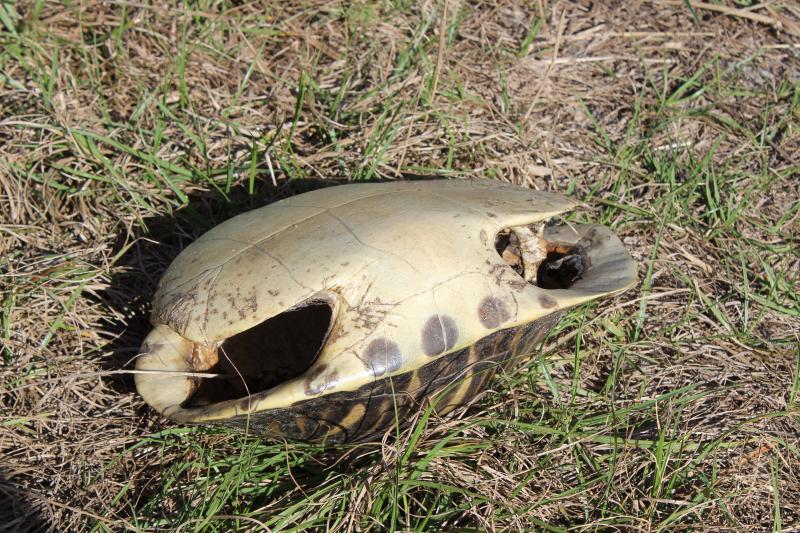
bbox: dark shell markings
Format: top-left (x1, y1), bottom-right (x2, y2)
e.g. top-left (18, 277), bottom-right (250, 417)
top-left (421, 315), bottom-right (459, 357)
top-left (363, 338), bottom-right (403, 377)
top-left (478, 296), bottom-right (512, 329)
top-left (135, 180), bottom-right (637, 443)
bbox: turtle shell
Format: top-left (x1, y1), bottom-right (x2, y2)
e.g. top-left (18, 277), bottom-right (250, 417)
top-left (135, 179), bottom-right (637, 443)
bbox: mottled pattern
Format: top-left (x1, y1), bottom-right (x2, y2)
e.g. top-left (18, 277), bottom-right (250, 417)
top-left (217, 313), bottom-right (562, 443)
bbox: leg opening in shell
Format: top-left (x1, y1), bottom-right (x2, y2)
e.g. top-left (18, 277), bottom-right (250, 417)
top-left (181, 301), bottom-right (334, 408)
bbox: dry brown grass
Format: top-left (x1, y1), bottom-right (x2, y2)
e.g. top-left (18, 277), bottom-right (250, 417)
top-left (1, 0), bottom-right (799, 531)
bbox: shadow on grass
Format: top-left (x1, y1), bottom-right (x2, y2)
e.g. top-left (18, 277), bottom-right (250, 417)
top-left (0, 469), bottom-right (50, 533)
top-left (120, 426), bottom-right (386, 527)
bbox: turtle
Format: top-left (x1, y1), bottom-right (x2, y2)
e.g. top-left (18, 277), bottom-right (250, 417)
top-left (135, 179), bottom-right (637, 443)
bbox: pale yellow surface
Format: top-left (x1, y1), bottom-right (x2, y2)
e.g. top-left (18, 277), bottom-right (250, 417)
top-left (136, 180), bottom-right (637, 420)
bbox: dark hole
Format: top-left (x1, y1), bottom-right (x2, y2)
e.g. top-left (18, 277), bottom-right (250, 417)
top-left (182, 302), bottom-right (333, 407)
top-left (536, 250), bottom-right (585, 289)
top-left (494, 230), bottom-right (511, 255)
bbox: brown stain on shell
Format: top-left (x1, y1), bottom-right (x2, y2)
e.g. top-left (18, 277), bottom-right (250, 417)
top-left (190, 342), bottom-right (219, 371)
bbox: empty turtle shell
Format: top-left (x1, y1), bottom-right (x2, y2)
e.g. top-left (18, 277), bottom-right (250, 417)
top-left (135, 179), bottom-right (637, 443)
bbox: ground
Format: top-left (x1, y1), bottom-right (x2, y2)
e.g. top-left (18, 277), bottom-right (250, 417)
top-left (1, 1), bottom-right (799, 531)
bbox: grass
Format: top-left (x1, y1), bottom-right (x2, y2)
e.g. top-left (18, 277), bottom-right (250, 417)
top-left (1, 0), bottom-right (799, 531)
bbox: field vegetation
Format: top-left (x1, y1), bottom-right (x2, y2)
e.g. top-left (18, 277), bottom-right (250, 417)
top-left (1, 1), bottom-right (799, 530)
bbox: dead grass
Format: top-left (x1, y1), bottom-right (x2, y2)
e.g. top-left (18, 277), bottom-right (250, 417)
top-left (1, 0), bottom-right (799, 531)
